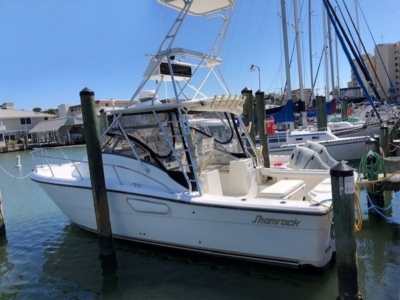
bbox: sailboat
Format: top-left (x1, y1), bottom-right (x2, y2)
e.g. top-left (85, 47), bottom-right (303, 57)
top-left (31, 0), bottom-right (344, 270)
top-left (260, 0), bottom-right (380, 161)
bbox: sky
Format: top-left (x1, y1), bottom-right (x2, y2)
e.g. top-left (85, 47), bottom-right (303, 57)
top-left (1, 0), bottom-right (399, 111)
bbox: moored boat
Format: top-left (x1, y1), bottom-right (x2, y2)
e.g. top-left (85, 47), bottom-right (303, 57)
top-left (30, 0), bottom-right (348, 270)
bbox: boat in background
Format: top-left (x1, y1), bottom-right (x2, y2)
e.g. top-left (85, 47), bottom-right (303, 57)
top-left (31, 0), bottom-right (342, 270)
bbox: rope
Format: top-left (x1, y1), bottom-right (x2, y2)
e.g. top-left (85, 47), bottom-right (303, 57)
top-left (358, 151), bottom-right (386, 194)
top-left (360, 184), bottom-right (400, 226)
top-left (0, 165), bottom-right (33, 179)
top-left (354, 184), bottom-right (363, 231)
top-left (356, 150), bottom-right (400, 226)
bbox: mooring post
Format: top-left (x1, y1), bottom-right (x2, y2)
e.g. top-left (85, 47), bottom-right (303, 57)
top-left (379, 124), bottom-right (389, 158)
top-left (341, 99), bottom-right (348, 122)
top-left (99, 109), bottom-right (108, 137)
top-left (315, 96), bottom-right (327, 131)
top-left (365, 137), bottom-right (379, 154)
top-left (255, 89), bottom-right (270, 168)
top-left (0, 191), bottom-right (6, 236)
top-left (241, 87), bottom-right (255, 143)
top-left (80, 87), bottom-right (115, 256)
top-left (330, 162), bottom-right (363, 300)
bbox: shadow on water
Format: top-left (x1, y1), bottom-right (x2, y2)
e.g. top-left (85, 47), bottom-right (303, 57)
top-left (36, 212), bottom-right (399, 300)
top-left (37, 223), bottom-right (341, 300)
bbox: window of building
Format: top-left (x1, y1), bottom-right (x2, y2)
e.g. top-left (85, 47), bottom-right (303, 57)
top-left (20, 118), bottom-right (32, 125)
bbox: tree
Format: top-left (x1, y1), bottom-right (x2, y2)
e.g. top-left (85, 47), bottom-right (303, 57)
top-left (33, 107), bottom-right (42, 112)
top-left (43, 108), bottom-right (58, 115)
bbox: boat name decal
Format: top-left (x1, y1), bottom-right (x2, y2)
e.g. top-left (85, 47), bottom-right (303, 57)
top-left (251, 215), bottom-right (300, 227)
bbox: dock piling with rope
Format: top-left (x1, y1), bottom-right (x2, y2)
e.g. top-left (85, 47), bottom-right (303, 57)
top-left (330, 162), bottom-right (364, 300)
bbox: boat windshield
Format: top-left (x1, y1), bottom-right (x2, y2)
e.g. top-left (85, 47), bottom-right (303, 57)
top-left (100, 109), bottom-right (247, 170)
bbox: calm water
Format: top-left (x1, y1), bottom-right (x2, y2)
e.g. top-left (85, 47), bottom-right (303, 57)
top-left (0, 147), bottom-right (399, 300)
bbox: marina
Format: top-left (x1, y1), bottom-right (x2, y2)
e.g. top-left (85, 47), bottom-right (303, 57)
top-left (0, 148), bottom-right (399, 299)
top-left (0, 0), bottom-right (400, 299)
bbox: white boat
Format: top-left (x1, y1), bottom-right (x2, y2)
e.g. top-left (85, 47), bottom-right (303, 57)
top-left (263, 102), bottom-right (371, 161)
top-left (265, 129), bottom-right (370, 161)
top-left (30, 0), bottom-right (341, 270)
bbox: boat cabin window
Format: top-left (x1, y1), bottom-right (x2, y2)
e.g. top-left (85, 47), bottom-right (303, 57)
top-left (101, 111), bottom-right (178, 169)
top-left (188, 111), bottom-right (246, 158)
top-left (100, 109), bottom-right (248, 174)
top-left (269, 138), bottom-right (287, 143)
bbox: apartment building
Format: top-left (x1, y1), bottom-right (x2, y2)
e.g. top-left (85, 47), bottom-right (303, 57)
top-left (348, 42), bottom-right (400, 102)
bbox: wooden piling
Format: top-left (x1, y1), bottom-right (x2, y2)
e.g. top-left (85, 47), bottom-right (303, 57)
top-left (0, 192), bottom-right (5, 236)
top-left (99, 109), bottom-right (108, 136)
top-left (330, 162), bottom-right (363, 300)
top-left (241, 87), bottom-right (255, 143)
top-left (255, 90), bottom-right (270, 167)
top-left (341, 99), bottom-right (348, 122)
top-left (365, 137), bottom-right (379, 154)
top-left (379, 124), bottom-right (389, 158)
top-left (80, 87), bottom-right (115, 256)
top-left (315, 96), bottom-right (327, 131)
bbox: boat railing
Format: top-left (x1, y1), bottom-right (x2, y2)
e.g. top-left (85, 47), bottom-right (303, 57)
top-left (31, 147), bottom-right (84, 179)
top-left (31, 148), bottom-right (174, 192)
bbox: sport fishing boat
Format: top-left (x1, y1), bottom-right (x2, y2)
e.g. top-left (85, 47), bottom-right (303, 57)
top-left (31, 0), bottom-right (342, 270)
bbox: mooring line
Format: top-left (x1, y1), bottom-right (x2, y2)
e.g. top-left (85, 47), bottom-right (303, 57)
top-left (0, 165), bottom-right (33, 179)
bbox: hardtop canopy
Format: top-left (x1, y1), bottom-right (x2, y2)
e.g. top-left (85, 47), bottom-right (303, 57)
top-left (157, 0), bottom-right (235, 16)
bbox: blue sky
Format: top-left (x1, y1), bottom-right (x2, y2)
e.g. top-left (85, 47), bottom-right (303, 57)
top-left (1, 0), bottom-right (399, 111)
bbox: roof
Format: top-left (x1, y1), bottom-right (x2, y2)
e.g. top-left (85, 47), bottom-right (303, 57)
top-left (0, 109), bottom-right (56, 119)
top-left (28, 117), bottom-right (83, 134)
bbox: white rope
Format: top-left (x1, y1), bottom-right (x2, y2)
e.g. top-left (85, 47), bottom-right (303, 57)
top-left (0, 165), bottom-right (33, 179)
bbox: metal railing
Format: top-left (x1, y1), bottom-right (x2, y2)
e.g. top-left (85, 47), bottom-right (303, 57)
top-left (31, 148), bottom-right (173, 192)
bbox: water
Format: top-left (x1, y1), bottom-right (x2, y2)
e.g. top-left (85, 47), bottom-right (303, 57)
top-left (0, 147), bottom-right (399, 300)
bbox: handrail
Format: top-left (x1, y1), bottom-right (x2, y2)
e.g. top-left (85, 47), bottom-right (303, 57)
top-left (31, 149), bottom-right (173, 192)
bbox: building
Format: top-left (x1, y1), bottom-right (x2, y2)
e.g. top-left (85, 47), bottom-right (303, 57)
top-left (347, 42), bottom-right (400, 103)
top-left (373, 42), bottom-right (400, 102)
top-left (347, 53), bottom-right (375, 93)
top-left (28, 99), bottom-right (132, 146)
top-left (0, 102), bottom-right (56, 150)
top-left (291, 88), bottom-right (313, 104)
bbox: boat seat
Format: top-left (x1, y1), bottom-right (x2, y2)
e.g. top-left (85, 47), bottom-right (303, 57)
top-left (307, 178), bottom-right (333, 202)
top-left (226, 158), bottom-right (256, 196)
top-left (259, 179), bottom-right (305, 199)
top-left (200, 169), bottom-right (223, 195)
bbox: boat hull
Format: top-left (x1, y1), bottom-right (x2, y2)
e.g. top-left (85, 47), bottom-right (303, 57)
top-left (34, 179), bottom-right (335, 269)
top-left (268, 136), bottom-right (369, 161)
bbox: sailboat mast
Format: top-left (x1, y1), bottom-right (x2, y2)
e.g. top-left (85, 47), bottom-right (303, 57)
top-left (281, 0), bottom-right (292, 101)
top-left (328, 13), bottom-right (336, 99)
top-left (309, 0), bottom-right (314, 106)
top-left (335, 6), bottom-right (340, 96)
top-left (355, 0), bottom-right (361, 53)
top-left (293, 0), bottom-right (304, 103)
top-left (322, 7), bottom-right (330, 104)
